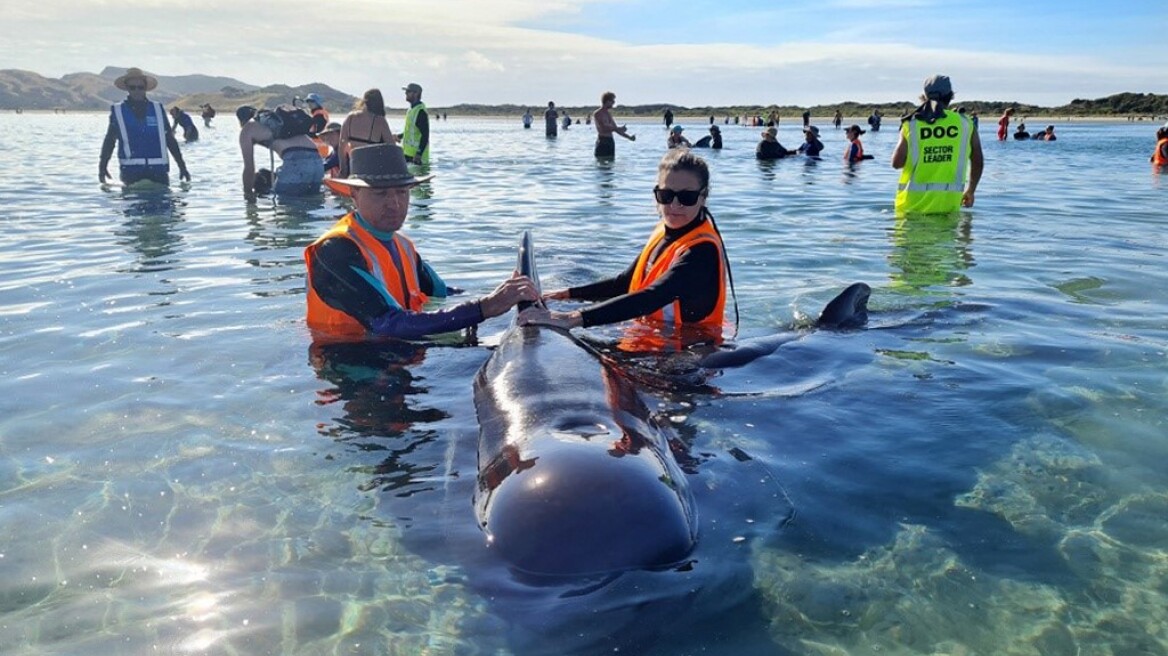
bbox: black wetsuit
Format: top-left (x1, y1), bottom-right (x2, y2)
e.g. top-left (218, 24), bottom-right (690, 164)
top-left (309, 235), bottom-right (479, 339)
top-left (568, 212), bottom-right (722, 327)
top-left (756, 140), bottom-right (795, 160)
top-left (308, 110), bottom-right (328, 137)
top-left (174, 111), bottom-right (199, 141)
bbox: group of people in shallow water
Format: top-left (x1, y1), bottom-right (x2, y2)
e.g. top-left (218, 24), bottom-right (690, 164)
top-left (996, 108), bottom-right (1058, 141)
top-left (305, 74), bottom-right (989, 347)
top-left (304, 140), bottom-right (728, 346)
top-left (96, 66), bottom-right (1166, 351)
top-left (1011, 123), bottom-right (1057, 141)
top-left (96, 67), bottom-right (432, 198)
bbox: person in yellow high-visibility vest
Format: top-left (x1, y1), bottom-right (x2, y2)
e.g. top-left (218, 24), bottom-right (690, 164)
top-left (891, 75), bottom-right (984, 215)
top-left (400, 82), bottom-right (430, 165)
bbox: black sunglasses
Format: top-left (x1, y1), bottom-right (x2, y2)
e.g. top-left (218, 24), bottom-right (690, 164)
top-left (653, 186), bottom-right (706, 206)
top-left (126, 84), bottom-right (146, 90)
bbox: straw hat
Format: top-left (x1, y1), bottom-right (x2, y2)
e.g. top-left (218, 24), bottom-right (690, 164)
top-left (114, 67), bottom-right (158, 91)
top-left (327, 143), bottom-right (433, 189)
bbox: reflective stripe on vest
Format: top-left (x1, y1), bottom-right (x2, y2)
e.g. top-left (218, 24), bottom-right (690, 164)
top-left (304, 213), bottom-right (430, 339)
top-left (1154, 138), bottom-right (1168, 166)
top-left (402, 102), bottom-right (428, 162)
top-left (895, 112), bottom-right (970, 214)
top-left (627, 219), bottom-right (726, 329)
top-left (113, 101), bottom-right (169, 167)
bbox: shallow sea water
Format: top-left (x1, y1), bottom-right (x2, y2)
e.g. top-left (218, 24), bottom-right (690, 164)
top-left (0, 114), bottom-right (1165, 655)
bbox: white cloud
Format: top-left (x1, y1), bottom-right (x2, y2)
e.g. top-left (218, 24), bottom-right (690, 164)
top-left (464, 51), bottom-right (506, 73)
top-left (1, 0), bottom-right (1163, 107)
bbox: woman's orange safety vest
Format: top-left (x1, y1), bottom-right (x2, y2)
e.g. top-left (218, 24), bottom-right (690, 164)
top-left (305, 213), bottom-right (429, 340)
top-left (1153, 138), bottom-right (1168, 166)
top-left (628, 218), bottom-right (726, 329)
top-left (312, 137), bottom-right (331, 159)
top-left (845, 138), bottom-right (864, 162)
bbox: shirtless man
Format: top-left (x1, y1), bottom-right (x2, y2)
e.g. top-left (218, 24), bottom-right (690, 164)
top-left (236, 105), bottom-right (323, 197)
top-left (592, 91), bottom-right (636, 158)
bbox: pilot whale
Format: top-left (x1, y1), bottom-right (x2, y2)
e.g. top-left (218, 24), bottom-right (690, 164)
top-left (697, 282), bottom-right (871, 369)
top-left (473, 232), bottom-right (697, 578)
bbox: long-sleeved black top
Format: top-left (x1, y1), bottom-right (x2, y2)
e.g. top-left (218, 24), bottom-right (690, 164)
top-left (309, 235), bottom-right (480, 340)
top-left (569, 212), bottom-right (722, 327)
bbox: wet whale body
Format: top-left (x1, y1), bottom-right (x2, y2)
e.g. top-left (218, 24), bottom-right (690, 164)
top-left (697, 282), bottom-right (871, 369)
top-left (473, 232), bottom-right (697, 578)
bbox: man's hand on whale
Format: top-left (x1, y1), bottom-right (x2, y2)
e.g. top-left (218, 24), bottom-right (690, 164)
top-left (480, 273), bottom-right (540, 319)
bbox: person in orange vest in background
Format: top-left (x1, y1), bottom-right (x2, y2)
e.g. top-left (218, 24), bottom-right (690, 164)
top-left (844, 124), bottom-right (873, 163)
top-left (304, 143), bottom-right (536, 342)
top-left (1151, 126), bottom-right (1168, 166)
top-left (520, 148), bottom-right (730, 346)
top-left (303, 93), bottom-right (330, 136)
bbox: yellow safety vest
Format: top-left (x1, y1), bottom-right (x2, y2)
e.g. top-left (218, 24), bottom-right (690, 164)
top-left (402, 102), bottom-right (430, 164)
top-left (895, 111), bottom-right (971, 215)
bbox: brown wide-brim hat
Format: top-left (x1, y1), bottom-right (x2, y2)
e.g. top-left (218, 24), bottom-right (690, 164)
top-left (114, 67), bottom-right (158, 91)
top-left (328, 143), bottom-right (434, 189)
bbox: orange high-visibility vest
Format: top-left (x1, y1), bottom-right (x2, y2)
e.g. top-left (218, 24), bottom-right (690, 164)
top-left (1153, 138), bottom-right (1168, 166)
top-left (305, 212), bottom-right (429, 339)
top-left (628, 218), bottom-right (726, 329)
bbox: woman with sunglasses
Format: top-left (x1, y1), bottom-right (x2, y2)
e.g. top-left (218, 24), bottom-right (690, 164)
top-left (522, 149), bottom-right (728, 338)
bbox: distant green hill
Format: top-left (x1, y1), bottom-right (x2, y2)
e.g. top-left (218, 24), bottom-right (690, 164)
top-left (171, 84), bottom-right (356, 116)
top-left (2, 68), bottom-right (1165, 120)
top-left (0, 67), bottom-right (355, 114)
top-left (435, 94), bottom-right (1168, 119)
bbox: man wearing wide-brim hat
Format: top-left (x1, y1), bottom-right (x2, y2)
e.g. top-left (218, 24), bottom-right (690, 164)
top-left (756, 125), bottom-right (795, 160)
top-left (304, 143), bottom-right (537, 341)
top-left (99, 67), bottom-right (190, 186)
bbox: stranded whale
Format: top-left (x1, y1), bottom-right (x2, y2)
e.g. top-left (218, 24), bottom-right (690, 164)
top-left (473, 232), bottom-right (697, 577)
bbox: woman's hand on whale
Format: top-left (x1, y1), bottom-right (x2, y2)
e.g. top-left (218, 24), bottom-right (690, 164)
top-left (518, 307), bottom-right (582, 329)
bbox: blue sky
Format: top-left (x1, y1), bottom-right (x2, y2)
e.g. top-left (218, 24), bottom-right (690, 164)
top-left (2, 0), bottom-right (1164, 107)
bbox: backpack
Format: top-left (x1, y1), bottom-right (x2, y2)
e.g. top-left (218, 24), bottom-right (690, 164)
top-left (255, 105), bottom-right (313, 139)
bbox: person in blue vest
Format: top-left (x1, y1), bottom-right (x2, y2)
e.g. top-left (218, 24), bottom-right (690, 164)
top-left (98, 67), bottom-right (190, 186)
top-left (400, 82), bottom-right (430, 165)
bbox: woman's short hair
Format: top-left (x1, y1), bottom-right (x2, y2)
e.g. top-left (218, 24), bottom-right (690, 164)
top-left (658, 148), bottom-right (710, 190)
top-left (356, 88), bottom-right (386, 116)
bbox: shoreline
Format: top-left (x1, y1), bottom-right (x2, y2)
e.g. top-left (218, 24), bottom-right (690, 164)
top-left (5, 109), bottom-right (1162, 125)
